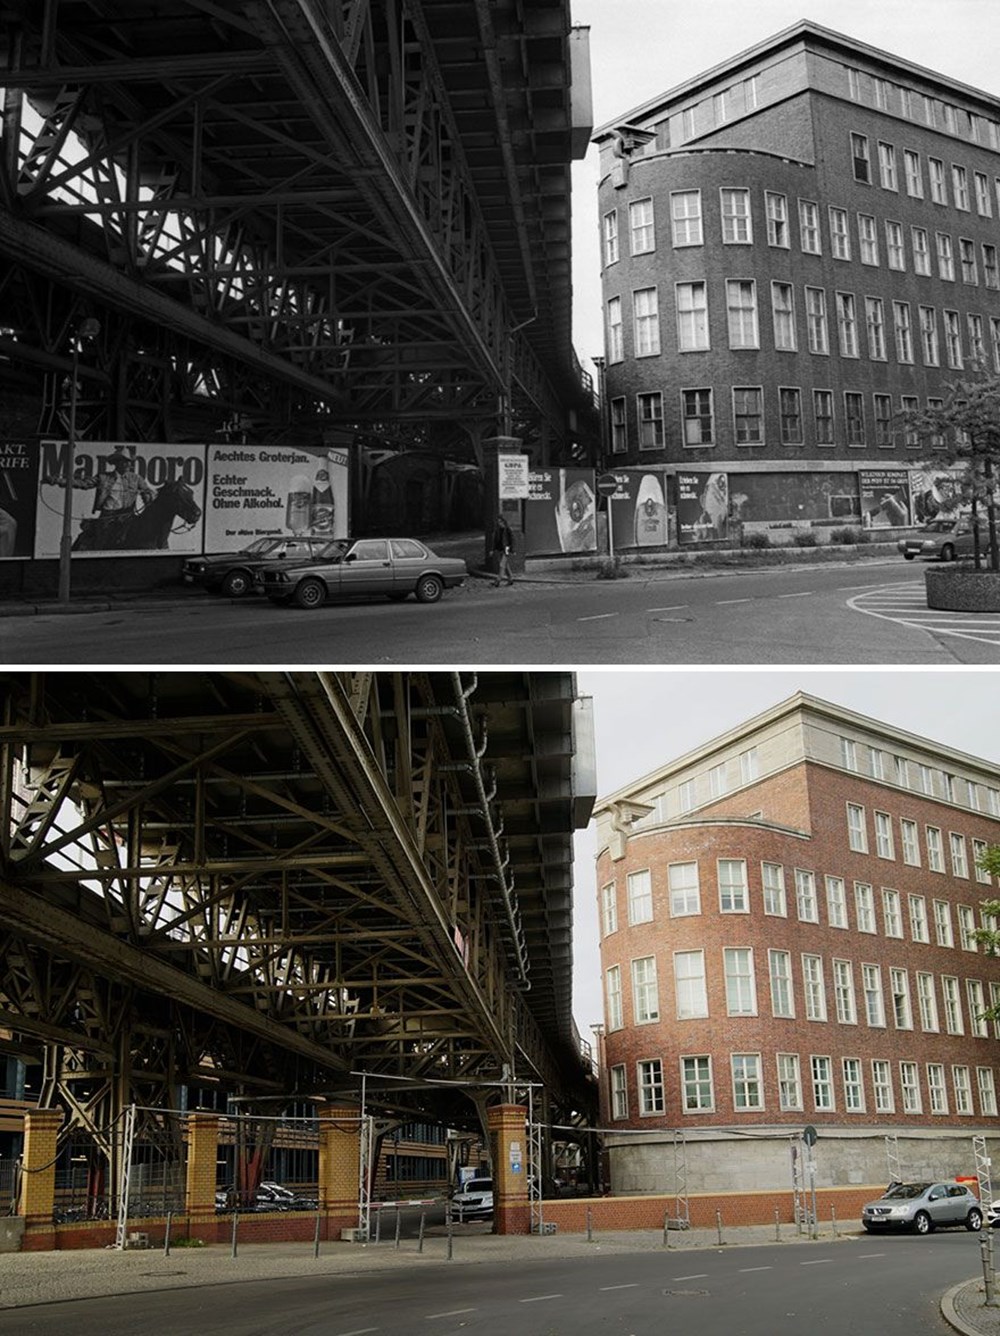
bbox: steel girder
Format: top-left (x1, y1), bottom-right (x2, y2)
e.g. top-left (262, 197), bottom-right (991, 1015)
top-left (0, 671), bottom-right (595, 1137)
top-left (0, 0), bottom-right (592, 451)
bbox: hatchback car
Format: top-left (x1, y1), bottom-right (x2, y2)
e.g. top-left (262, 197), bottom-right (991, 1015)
top-left (861, 1181), bottom-right (982, 1234)
top-left (450, 1176), bottom-right (493, 1221)
top-left (260, 537), bottom-right (467, 608)
top-left (897, 517), bottom-right (979, 562)
top-left (183, 536), bottom-right (335, 597)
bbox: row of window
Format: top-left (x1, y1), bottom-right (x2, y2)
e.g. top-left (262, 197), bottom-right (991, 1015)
top-left (850, 133), bottom-right (1000, 217)
top-left (605, 949), bottom-right (998, 1035)
top-left (611, 387), bottom-right (943, 453)
top-left (610, 1051), bottom-right (999, 1119)
top-left (603, 187), bottom-right (1000, 269)
top-left (843, 65), bottom-right (999, 155)
top-left (607, 281), bottom-right (1000, 370)
top-left (845, 803), bottom-right (993, 879)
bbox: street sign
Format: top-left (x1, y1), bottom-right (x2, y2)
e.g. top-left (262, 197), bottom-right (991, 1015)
top-left (803, 1125), bottom-right (818, 1146)
top-left (596, 472), bottom-right (618, 497)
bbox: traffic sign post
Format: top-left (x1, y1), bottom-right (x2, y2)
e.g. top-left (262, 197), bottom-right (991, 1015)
top-left (596, 473), bottom-right (618, 561)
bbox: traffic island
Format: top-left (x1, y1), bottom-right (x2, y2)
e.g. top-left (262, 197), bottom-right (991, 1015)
top-left (925, 567), bottom-right (1000, 612)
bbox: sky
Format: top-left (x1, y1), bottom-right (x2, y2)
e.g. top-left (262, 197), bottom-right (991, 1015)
top-left (569, 669), bottom-right (1000, 1036)
top-left (569, 0), bottom-right (1000, 365)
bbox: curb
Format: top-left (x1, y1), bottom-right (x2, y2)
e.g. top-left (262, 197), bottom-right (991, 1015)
top-left (942, 1278), bottom-right (985, 1336)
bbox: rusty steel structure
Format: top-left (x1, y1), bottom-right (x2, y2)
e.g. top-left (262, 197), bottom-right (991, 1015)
top-left (0, 0), bottom-right (595, 458)
top-left (0, 671), bottom-right (597, 1150)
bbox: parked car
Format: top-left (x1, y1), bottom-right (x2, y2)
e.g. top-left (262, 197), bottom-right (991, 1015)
top-left (450, 1176), bottom-right (494, 1221)
top-left (987, 1201), bottom-right (1000, 1229)
top-left (182, 537), bottom-right (335, 596)
top-left (260, 537), bottom-right (467, 609)
top-left (897, 517), bottom-right (979, 562)
top-left (861, 1181), bottom-right (982, 1234)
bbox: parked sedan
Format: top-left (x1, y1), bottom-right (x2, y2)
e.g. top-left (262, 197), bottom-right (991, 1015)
top-left (260, 537), bottom-right (467, 608)
top-left (861, 1181), bottom-right (982, 1234)
top-left (897, 517), bottom-right (979, 562)
top-left (449, 1176), bottom-right (494, 1221)
top-left (182, 536), bottom-right (335, 596)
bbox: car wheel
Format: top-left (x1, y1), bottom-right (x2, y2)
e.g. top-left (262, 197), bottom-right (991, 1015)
top-left (293, 577), bottom-right (327, 609)
top-left (967, 1209), bottom-right (984, 1232)
top-left (415, 573), bottom-right (443, 603)
top-left (387, 592), bottom-right (409, 602)
top-left (913, 1210), bottom-right (932, 1234)
top-left (221, 569), bottom-right (252, 597)
top-left (940, 543), bottom-right (956, 562)
top-left (903, 552), bottom-right (916, 560)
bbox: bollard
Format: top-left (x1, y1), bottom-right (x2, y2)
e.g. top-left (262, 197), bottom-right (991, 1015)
top-left (374, 1205), bottom-right (382, 1244)
top-left (164, 1210), bottom-right (172, 1257)
top-left (982, 1231), bottom-right (997, 1307)
top-left (313, 1210), bottom-right (321, 1259)
top-left (831, 1206), bottom-right (838, 1237)
top-left (394, 1207), bottom-right (401, 1250)
top-left (663, 1212), bottom-right (669, 1248)
top-left (231, 1208), bottom-right (238, 1259)
top-left (716, 1208), bottom-right (723, 1246)
top-left (586, 1206), bottom-right (593, 1243)
top-left (774, 1208), bottom-right (780, 1243)
top-left (418, 1211), bottom-right (425, 1254)
top-left (447, 1204), bottom-right (453, 1260)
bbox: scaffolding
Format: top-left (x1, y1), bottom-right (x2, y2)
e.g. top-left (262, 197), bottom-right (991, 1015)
top-left (669, 1131), bottom-right (690, 1230)
top-left (975, 1136), bottom-right (994, 1212)
top-left (885, 1133), bottom-right (902, 1186)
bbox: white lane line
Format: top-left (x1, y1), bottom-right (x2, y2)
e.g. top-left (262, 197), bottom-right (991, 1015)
top-left (858, 1253), bottom-right (886, 1259)
top-left (715, 598), bottom-right (752, 605)
top-left (739, 1266), bottom-right (773, 1272)
top-left (800, 1258), bottom-right (831, 1265)
top-left (577, 613), bottom-right (618, 622)
top-left (599, 1283), bottom-right (640, 1291)
top-left (672, 1273), bottom-right (709, 1280)
top-left (647, 605), bottom-right (689, 612)
top-left (777, 591), bottom-right (813, 599)
top-left (338, 1329), bottom-right (379, 1335)
top-left (520, 1294), bottom-right (563, 1303)
top-left (425, 1309), bottom-right (477, 1319)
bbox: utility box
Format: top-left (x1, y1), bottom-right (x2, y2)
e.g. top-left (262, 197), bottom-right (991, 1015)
top-left (340, 1228), bottom-right (367, 1243)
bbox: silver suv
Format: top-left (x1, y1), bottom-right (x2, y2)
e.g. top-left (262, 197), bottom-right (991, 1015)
top-left (861, 1181), bottom-right (982, 1234)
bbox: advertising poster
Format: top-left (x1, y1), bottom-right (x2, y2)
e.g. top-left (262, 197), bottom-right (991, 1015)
top-left (607, 469), bottom-right (670, 549)
top-left (0, 441), bottom-right (40, 559)
top-left (909, 466), bottom-right (966, 523)
top-left (497, 452), bottom-right (529, 500)
top-left (203, 444), bottom-right (349, 551)
top-left (35, 440), bottom-right (206, 558)
top-left (677, 472), bottom-right (729, 544)
top-left (524, 467), bottom-right (597, 557)
top-left (858, 469), bottom-right (912, 528)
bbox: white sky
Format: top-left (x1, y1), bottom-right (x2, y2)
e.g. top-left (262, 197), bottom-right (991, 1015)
top-left (569, 0), bottom-right (1000, 363)
top-left (569, 669), bottom-right (1000, 1036)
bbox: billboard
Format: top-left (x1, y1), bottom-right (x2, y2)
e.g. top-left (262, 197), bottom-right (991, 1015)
top-left (607, 469), bottom-right (670, 549)
top-left (524, 468), bottom-right (597, 557)
top-left (203, 444), bottom-right (349, 550)
top-left (677, 472), bottom-right (729, 544)
top-left (0, 441), bottom-right (40, 559)
top-left (858, 469), bottom-right (912, 528)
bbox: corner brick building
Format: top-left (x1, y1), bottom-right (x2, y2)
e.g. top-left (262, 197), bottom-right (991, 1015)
top-left (594, 21), bottom-right (1000, 540)
top-left (593, 693), bottom-right (1000, 1198)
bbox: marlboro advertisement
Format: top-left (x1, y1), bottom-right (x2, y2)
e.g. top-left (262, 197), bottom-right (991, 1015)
top-left (0, 441), bottom-right (39, 559)
top-left (607, 469), bottom-right (669, 549)
top-left (524, 467), bottom-right (597, 557)
top-left (858, 469), bottom-right (912, 529)
top-left (204, 444), bottom-right (349, 550)
top-left (677, 472), bottom-right (730, 544)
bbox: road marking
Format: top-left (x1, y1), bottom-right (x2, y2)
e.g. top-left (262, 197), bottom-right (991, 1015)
top-left (672, 1273), bottom-right (709, 1280)
top-left (520, 1294), bottom-right (562, 1303)
top-left (599, 1283), bottom-right (639, 1291)
top-left (739, 1266), bottom-right (773, 1272)
top-left (858, 1253), bottom-right (885, 1258)
top-left (425, 1309), bottom-right (477, 1319)
top-left (647, 605), bottom-right (689, 612)
top-left (338, 1329), bottom-right (379, 1335)
top-left (715, 597), bottom-right (752, 605)
top-left (848, 584), bottom-right (1000, 649)
top-left (577, 613), bottom-right (618, 622)
top-left (777, 591), bottom-right (812, 599)
top-left (799, 1258), bottom-right (831, 1265)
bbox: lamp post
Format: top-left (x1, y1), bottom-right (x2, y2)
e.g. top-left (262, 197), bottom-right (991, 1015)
top-left (58, 317), bottom-right (100, 602)
top-left (591, 355), bottom-right (608, 470)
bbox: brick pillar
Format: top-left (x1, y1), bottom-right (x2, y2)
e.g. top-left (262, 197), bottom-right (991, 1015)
top-left (20, 1107), bottom-right (63, 1251)
top-left (487, 1103), bottom-right (530, 1235)
top-left (318, 1108), bottom-right (361, 1239)
top-left (184, 1113), bottom-right (219, 1239)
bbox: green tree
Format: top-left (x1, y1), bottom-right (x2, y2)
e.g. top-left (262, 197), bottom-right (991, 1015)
top-left (973, 848), bottom-right (1000, 1026)
top-left (904, 367), bottom-right (1000, 572)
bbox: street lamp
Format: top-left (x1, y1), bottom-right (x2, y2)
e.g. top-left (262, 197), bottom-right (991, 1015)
top-left (591, 355), bottom-right (608, 470)
top-left (58, 317), bottom-right (101, 602)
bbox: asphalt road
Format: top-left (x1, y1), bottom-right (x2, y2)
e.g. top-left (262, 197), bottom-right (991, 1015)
top-left (1, 1233), bottom-right (981, 1335)
top-left (4, 560), bottom-right (1000, 664)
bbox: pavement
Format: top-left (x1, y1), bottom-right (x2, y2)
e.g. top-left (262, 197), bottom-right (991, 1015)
top-left (0, 1219), bottom-right (991, 1330)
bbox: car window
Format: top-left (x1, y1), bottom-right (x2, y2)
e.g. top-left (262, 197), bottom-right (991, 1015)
top-left (885, 1183), bottom-right (929, 1199)
top-left (349, 540), bottom-right (389, 561)
top-left (391, 539), bottom-right (427, 559)
top-left (948, 1184), bottom-right (971, 1197)
top-left (462, 1179), bottom-right (492, 1192)
top-left (928, 1185), bottom-right (946, 1199)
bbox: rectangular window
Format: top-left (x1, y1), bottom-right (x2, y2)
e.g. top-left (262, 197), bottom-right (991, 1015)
top-left (676, 282), bottom-right (709, 351)
top-left (847, 803), bottom-right (867, 852)
top-left (771, 282), bottom-right (796, 350)
top-left (724, 947), bottom-right (757, 1015)
top-left (637, 1058), bottom-right (664, 1115)
top-left (960, 238), bottom-right (978, 284)
top-left (944, 310), bottom-right (963, 369)
top-left (732, 1053), bottom-right (764, 1111)
top-left (833, 958), bottom-right (857, 1024)
top-left (796, 869), bottom-right (818, 923)
top-left (984, 244), bottom-right (999, 290)
top-left (707, 761), bottom-right (725, 798)
top-left (779, 388), bottom-right (803, 444)
top-left (678, 778), bottom-right (695, 813)
top-left (878, 141), bottom-right (897, 190)
top-left (904, 149), bottom-right (923, 197)
top-left (814, 390), bottom-right (834, 445)
top-left (627, 869), bottom-right (653, 924)
top-left (936, 233), bottom-right (954, 280)
top-left (927, 826), bottom-right (944, 872)
top-left (885, 220), bottom-right (905, 270)
top-left (766, 191), bottom-right (789, 247)
top-left (681, 1055), bottom-right (713, 1112)
top-left (836, 292), bottom-right (859, 357)
top-left (610, 1064), bottom-right (628, 1119)
top-left (669, 862), bottom-right (700, 917)
top-left (826, 875), bottom-right (848, 928)
top-left (953, 1065), bottom-right (973, 1115)
top-left (733, 387), bottom-right (763, 444)
top-left (633, 287), bottom-right (661, 357)
top-left (916, 971), bottom-right (939, 1031)
top-left (603, 210), bottom-right (620, 266)
top-left (919, 306), bottom-right (939, 365)
top-left (900, 1060), bottom-right (922, 1113)
top-left (953, 164), bottom-right (969, 210)
top-left (968, 979), bottom-right (988, 1037)
top-left (829, 206), bottom-right (851, 259)
top-left (727, 279), bottom-right (759, 348)
top-left (934, 899), bottom-right (954, 947)
top-left (958, 904), bottom-right (978, 951)
top-left (674, 950), bottom-right (708, 1019)
top-left (629, 198), bottom-right (655, 255)
top-left (969, 314), bottom-right (986, 364)
top-left (978, 1068), bottom-right (997, 1116)
top-left (890, 967), bottom-right (912, 1028)
top-left (976, 171), bottom-right (992, 215)
top-left (803, 954), bottom-right (826, 1021)
top-left (610, 396), bottom-right (627, 454)
top-left (909, 893), bottom-right (929, 943)
top-left (858, 213), bottom-right (879, 265)
top-left (762, 862), bottom-right (786, 916)
top-left (893, 302), bottom-right (913, 362)
top-left (901, 818), bottom-right (920, 865)
top-left (882, 888), bottom-right (903, 938)
top-left (607, 296), bottom-right (624, 363)
top-left (721, 188), bottom-right (752, 243)
top-left (682, 388), bottom-right (714, 445)
top-left (843, 1057), bottom-right (865, 1112)
top-left (873, 1059), bottom-right (895, 1112)
top-left (601, 882), bottom-right (617, 936)
top-left (606, 964), bottom-right (623, 1030)
top-left (637, 391), bottom-right (664, 449)
top-left (866, 297), bottom-right (887, 360)
top-left (631, 955), bottom-right (659, 1024)
top-left (993, 318), bottom-right (1000, 372)
top-left (912, 226), bottom-right (931, 275)
top-left (671, 191), bottom-right (702, 246)
top-left (974, 839), bottom-right (993, 885)
top-left (777, 1053), bottom-right (803, 1110)
top-left (805, 287), bottom-right (829, 354)
top-left (799, 199), bottom-right (821, 253)
top-left (718, 859), bottom-right (749, 912)
top-left (927, 1063), bottom-right (948, 1114)
top-left (855, 882), bottom-right (876, 933)
top-left (769, 949), bottom-right (795, 1018)
top-left (740, 747), bottom-right (759, 783)
top-left (851, 133), bottom-right (871, 183)
top-left (874, 394), bottom-right (893, 447)
top-left (863, 963), bottom-right (885, 1026)
top-left (942, 975), bottom-right (963, 1034)
top-left (895, 755), bottom-right (910, 788)
top-left (929, 156), bottom-right (946, 203)
top-left (950, 832), bottom-right (969, 877)
top-left (812, 1054), bottom-right (834, 1110)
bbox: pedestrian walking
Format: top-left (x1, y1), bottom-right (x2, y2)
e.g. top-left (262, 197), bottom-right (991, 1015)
top-left (492, 515), bottom-right (514, 586)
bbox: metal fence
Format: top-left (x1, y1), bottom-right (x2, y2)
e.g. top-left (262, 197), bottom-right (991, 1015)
top-left (0, 1158), bottom-right (17, 1215)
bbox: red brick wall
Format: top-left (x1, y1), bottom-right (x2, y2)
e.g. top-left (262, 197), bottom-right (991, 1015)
top-left (541, 1186), bottom-right (880, 1233)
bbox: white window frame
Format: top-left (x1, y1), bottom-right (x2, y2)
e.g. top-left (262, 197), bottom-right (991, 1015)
top-left (762, 862), bottom-right (787, 916)
top-left (637, 1058), bottom-right (665, 1115)
top-left (668, 861), bottom-right (700, 918)
top-left (909, 893), bottom-right (929, 944)
top-left (882, 887), bottom-right (903, 938)
top-left (603, 209), bottom-right (619, 266)
top-left (720, 187), bottom-right (753, 244)
top-left (777, 1052), bottom-right (803, 1111)
top-left (626, 868), bottom-right (653, 925)
top-left (769, 948), bottom-right (795, 1018)
top-left (811, 1054), bottom-right (835, 1111)
top-left (862, 963), bottom-right (885, 1027)
top-left (900, 1060), bottom-right (922, 1113)
top-left (873, 1059), bottom-right (895, 1113)
top-left (942, 975), bottom-right (964, 1034)
top-left (674, 949), bottom-right (708, 1020)
top-left (978, 1067), bottom-right (997, 1116)
top-left (724, 946), bottom-right (757, 1016)
top-left (629, 197), bottom-right (655, 255)
top-left (610, 1063), bottom-right (628, 1119)
top-left (718, 859), bottom-right (749, 913)
top-left (600, 882), bottom-right (617, 936)
top-left (950, 832), bottom-right (969, 878)
top-left (927, 1063), bottom-right (948, 1114)
top-left (890, 967), bottom-right (912, 1029)
top-left (933, 899), bottom-right (954, 948)
top-left (671, 190), bottom-right (703, 246)
top-left (874, 811), bottom-right (894, 860)
top-left (681, 1055), bottom-right (714, 1112)
top-left (916, 971), bottom-right (939, 1031)
top-left (854, 882), bottom-right (876, 933)
top-left (901, 818), bottom-right (920, 866)
top-left (826, 875), bottom-right (848, 929)
top-left (847, 803), bottom-right (867, 852)
top-left (795, 869), bottom-right (818, 923)
top-left (953, 1064), bottom-right (973, 1115)
top-left (843, 1057), bottom-right (865, 1112)
top-left (731, 1052), bottom-right (764, 1111)
top-left (606, 964), bottom-right (623, 1031)
top-left (803, 953), bottom-right (827, 1022)
top-left (631, 955), bottom-right (659, 1024)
